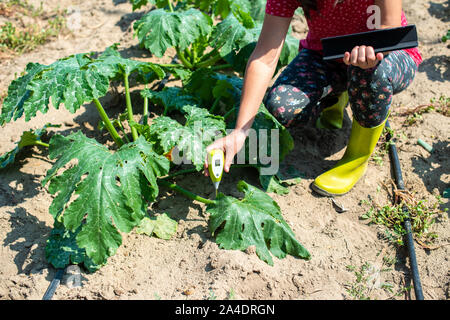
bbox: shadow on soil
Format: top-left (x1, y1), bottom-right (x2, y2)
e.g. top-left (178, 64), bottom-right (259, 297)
top-left (287, 108), bottom-right (351, 179)
top-left (427, 1), bottom-right (450, 23)
top-left (418, 55), bottom-right (450, 83)
top-left (411, 139), bottom-right (450, 213)
top-left (2, 207), bottom-right (51, 274)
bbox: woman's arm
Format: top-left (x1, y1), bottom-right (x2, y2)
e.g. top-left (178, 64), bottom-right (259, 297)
top-left (343, 0), bottom-right (403, 69)
top-left (205, 14), bottom-right (292, 173)
top-left (236, 14), bottom-right (292, 134)
top-left (376, 0), bottom-right (402, 29)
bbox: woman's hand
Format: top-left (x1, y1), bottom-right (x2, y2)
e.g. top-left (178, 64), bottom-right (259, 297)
top-left (343, 45), bottom-right (384, 69)
top-left (204, 129), bottom-right (247, 175)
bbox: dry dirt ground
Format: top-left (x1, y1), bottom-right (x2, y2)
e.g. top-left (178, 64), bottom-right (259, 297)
top-left (0, 0), bottom-right (449, 300)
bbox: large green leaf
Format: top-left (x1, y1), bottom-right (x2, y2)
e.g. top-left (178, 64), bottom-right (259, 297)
top-left (214, 0), bottom-right (251, 19)
top-left (148, 105), bottom-right (226, 170)
top-left (222, 25), bottom-right (299, 75)
top-left (42, 132), bottom-right (170, 265)
top-left (134, 8), bottom-right (212, 57)
top-left (0, 63), bottom-right (46, 125)
top-left (253, 104), bottom-right (294, 162)
top-left (207, 181), bottom-right (310, 265)
top-left (0, 123), bottom-right (59, 169)
top-left (141, 86), bottom-right (198, 115)
top-left (231, 104), bottom-right (294, 165)
top-left (228, 104), bottom-right (294, 194)
top-left (0, 54), bottom-right (107, 123)
top-left (93, 44), bottom-right (165, 80)
top-left (259, 173), bottom-right (290, 195)
top-left (249, 0), bottom-right (266, 22)
top-left (211, 12), bottom-right (258, 58)
top-left (0, 46), bottom-right (162, 124)
top-left (183, 68), bottom-right (242, 107)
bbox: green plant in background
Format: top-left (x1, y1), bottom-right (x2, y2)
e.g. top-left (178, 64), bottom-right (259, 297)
top-left (132, 0), bottom-right (299, 75)
top-left (0, 0), bottom-right (66, 54)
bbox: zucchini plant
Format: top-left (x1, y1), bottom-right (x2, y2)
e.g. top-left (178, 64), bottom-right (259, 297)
top-left (0, 1), bottom-right (310, 272)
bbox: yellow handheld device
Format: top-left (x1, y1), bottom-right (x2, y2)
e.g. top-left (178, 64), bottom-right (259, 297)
top-left (207, 149), bottom-right (224, 197)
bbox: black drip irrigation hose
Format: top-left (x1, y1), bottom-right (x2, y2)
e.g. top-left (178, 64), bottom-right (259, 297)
top-left (385, 120), bottom-right (424, 300)
top-left (42, 267), bottom-right (65, 300)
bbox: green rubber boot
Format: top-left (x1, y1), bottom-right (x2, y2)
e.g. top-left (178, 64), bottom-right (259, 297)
top-left (311, 117), bottom-right (387, 197)
top-left (316, 91), bottom-right (349, 129)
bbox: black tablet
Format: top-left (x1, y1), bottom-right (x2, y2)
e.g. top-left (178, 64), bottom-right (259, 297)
top-left (321, 25), bottom-right (418, 61)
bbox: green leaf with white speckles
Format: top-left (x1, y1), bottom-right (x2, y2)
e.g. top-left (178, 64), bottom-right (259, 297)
top-left (42, 132), bottom-right (170, 265)
top-left (134, 8), bottom-right (212, 57)
top-left (147, 105), bottom-right (226, 170)
top-left (206, 181), bottom-right (311, 265)
top-left (0, 46), bottom-right (164, 124)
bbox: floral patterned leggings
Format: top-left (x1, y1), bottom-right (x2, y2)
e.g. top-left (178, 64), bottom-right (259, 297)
top-left (265, 48), bottom-right (418, 128)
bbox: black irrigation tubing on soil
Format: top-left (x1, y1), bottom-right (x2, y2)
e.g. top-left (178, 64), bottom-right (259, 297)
top-left (42, 267), bottom-right (65, 300)
top-left (385, 120), bottom-right (424, 300)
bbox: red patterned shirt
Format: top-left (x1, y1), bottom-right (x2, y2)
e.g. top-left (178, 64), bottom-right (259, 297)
top-left (265, 0), bottom-right (422, 65)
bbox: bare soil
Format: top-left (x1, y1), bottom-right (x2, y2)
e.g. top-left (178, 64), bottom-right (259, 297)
top-left (0, 0), bottom-right (448, 300)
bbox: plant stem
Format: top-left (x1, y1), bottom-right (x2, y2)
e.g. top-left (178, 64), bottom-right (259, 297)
top-left (116, 119), bottom-right (131, 144)
top-left (161, 164), bottom-right (257, 181)
top-left (35, 140), bottom-right (49, 148)
top-left (93, 98), bottom-right (124, 147)
top-left (192, 46), bottom-right (198, 64)
top-left (142, 85), bottom-right (149, 125)
top-left (223, 107), bottom-right (236, 120)
top-left (176, 49), bottom-right (194, 69)
top-left (161, 168), bottom-right (198, 180)
top-left (195, 52), bottom-right (222, 69)
top-left (158, 179), bottom-right (216, 205)
top-left (209, 97), bottom-right (221, 114)
top-left (185, 47), bottom-right (194, 63)
top-left (210, 64), bottom-right (232, 71)
top-left (124, 73), bottom-right (138, 141)
top-left (158, 63), bottom-right (186, 68)
top-left (167, 0), bottom-right (174, 12)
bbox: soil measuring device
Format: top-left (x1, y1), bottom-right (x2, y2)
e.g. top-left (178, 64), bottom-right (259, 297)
top-left (208, 149), bottom-right (225, 197)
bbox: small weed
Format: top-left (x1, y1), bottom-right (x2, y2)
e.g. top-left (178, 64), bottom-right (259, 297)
top-left (442, 29), bottom-right (450, 43)
top-left (399, 95), bottom-right (450, 126)
top-left (371, 126), bottom-right (397, 166)
top-left (345, 252), bottom-right (409, 300)
top-left (360, 183), bottom-right (445, 247)
top-left (0, 0), bottom-right (44, 17)
top-left (208, 288), bottom-right (217, 300)
top-left (0, 0), bottom-right (67, 55)
top-left (227, 288), bottom-right (236, 300)
top-left (345, 262), bottom-right (372, 300)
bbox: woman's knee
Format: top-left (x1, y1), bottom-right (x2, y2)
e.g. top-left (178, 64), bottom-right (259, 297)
top-left (265, 84), bottom-right (311, 127)
top-left (347, 64), bottom-right (393, 127)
